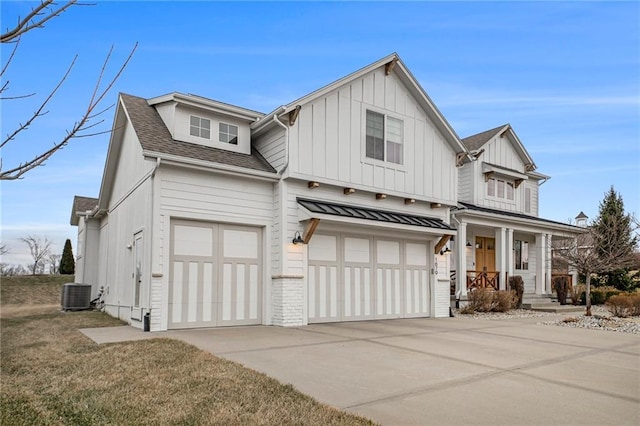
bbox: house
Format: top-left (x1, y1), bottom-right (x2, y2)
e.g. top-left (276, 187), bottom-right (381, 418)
top-left (71, 53), bottom-right (581, 331)
top-left (451, 124), bottom-right (582, 299)
top-left (71, 53), bottom-right (471, 331)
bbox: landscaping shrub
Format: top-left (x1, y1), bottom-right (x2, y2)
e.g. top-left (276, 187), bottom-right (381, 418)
top-left (508, 276), bottom-right (524, 309)
top-left (553, 276), bottom-right (569, 305)
top-left (605, 293), bottom-right (640, 318)
top-left (579, 286), bottom-right (620, 305)
top-left (460, 289), bottom-right (515, 313)
top-left (570, 284), bottom-right (584, 306)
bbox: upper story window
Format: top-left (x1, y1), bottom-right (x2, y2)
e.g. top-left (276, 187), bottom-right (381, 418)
top-left (525, 187), bottom-right (532, 213)
top-left (366, 110), bottom-right (403, 165)
top-left (487, 178), bottom-right (514, 201)
top-left (190, 116), bottom-right (211, 139)
top-left (219, 122), bottom-right (238, 145)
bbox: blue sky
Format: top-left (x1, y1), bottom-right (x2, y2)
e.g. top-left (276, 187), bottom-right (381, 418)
top-left (1, 1), bottom-right (639, 267)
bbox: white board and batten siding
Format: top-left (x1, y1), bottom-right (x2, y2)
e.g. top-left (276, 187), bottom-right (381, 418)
top-left (99, 120), bottom-right (154, 322)
top-left (287, 68), bottom-right (458, 205)
top-left (154, 166), bottom-right (273, 330)
top-left (471, 134), bottom-right (540, 216)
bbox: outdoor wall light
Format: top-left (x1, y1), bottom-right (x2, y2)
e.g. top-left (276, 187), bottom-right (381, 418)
top-left (292, 231), bottom-right (305, 245)
top-left (440, 247), bottom-right (451, 255)
top-left (466, 241), bottom-right (472, 247)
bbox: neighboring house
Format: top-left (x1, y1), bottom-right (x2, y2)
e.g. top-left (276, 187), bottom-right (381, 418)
top-left (71, 53), bottom-right (467, 331)
top-left (451, 124), bottom-right (582, 299)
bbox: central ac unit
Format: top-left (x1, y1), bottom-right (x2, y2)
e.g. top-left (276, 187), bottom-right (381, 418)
top-left (61, 283), bottom-right (92, 311)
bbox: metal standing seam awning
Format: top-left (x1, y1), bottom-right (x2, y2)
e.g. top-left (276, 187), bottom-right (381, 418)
top-left (297, 198), bottom-right (456, 253)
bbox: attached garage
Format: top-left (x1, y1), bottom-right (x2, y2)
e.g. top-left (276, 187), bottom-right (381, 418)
top-left (169, 219), bottom-right (262, 329)
top-left (308, 233), bottom-right (432, 324)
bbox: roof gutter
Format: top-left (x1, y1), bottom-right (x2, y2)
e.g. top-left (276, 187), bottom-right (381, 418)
top-left (144, 151), bottom-right (279, 182)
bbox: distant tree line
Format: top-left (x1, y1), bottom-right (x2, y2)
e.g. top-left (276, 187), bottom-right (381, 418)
top-left (0, 236), bottom-right (74, 276)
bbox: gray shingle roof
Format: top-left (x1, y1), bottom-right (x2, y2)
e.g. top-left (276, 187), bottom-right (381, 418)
top-left (70, 195), bottom-right (98, 225)
top-left (120, 93), bottom-right (276, 174)
top-left (461, 124), bottom-right (508, 151)
top-left (298, 198), bottom-right (455, 231)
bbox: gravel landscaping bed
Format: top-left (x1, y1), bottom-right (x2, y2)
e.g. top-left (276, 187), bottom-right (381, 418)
top-left (454, 306), bottom-right (640, 334)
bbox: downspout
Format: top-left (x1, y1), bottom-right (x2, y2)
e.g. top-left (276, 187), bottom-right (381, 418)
top-left (147, 157), bottom-right (161, 321)
top-left (272, 106), bottom-right (288, 174)
top-left (272, 106), bottom-right (289, 276)
top-left (450, 214), bottom-right (462, 302)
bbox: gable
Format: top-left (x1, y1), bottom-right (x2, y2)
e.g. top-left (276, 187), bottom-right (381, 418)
top-left (463, 125), bottom-right (535, 172)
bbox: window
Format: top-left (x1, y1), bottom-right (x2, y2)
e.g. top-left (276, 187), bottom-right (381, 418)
top-left (190, 116), bottom-right (211, 139)
top-left (219, 122), bottom-right (238, 145)
top-left (515, 240), bottom-right (529, 270)
top-left (488, 178), bottom-right (515, 201)
top-left (366, 110), bottom-right (403, 164)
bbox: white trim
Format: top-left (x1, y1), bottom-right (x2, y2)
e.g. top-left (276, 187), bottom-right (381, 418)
top-left (148, 92), bottom-right (263, 122)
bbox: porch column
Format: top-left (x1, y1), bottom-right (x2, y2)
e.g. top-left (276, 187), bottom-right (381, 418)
top-left (495, 227), bottom-right (507, 290)
top-left (456, 222), bottom-right (468, 299)
top-left (535, 233), bottom-right (546, 295)
top-left (545, 234), bottom-right (552, 294)
top-left (506, 228), bottom-right (514, 286)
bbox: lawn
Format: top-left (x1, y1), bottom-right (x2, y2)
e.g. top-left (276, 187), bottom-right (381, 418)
top-left (1, 275), bottom-right (374, 425)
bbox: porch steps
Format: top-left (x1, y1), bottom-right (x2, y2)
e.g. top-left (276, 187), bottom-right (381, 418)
top-left (521, 296), bottom-right (585, 313)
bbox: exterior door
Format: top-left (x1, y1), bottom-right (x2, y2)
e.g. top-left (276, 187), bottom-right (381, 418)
top-left (132, 231), bottom-right (144, 320)
top-left (475, 237), bottom-right (495, 272)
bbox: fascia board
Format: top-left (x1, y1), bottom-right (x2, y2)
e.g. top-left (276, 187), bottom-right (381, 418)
top-left (150, 92), bottom-right (264, 121)
top-left (252, 53), bottom-right (399, 133)
top-left (96, 96), bottom-right (128, 212)
top-left (504, 127), bottom-right (536, 169)
top-left (142, 151), bottom-right (279, 181)
top-left (453, 209), bottom-right (583, 235)
top-left (297, 205), bottom-right (456, 237)
top-left (394, 61), bottom-right (467, 154)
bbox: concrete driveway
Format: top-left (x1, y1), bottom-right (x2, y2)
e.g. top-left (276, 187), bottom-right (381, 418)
top-left (158, 316), bottom-right (639, 425)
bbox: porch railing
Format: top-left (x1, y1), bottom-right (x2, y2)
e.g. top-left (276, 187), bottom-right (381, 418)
top-left (466, 271), bottom-right (500, 291)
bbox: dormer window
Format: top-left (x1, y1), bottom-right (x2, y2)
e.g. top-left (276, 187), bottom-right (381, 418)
top-left (190, 116), bottom-right (211, 139)
top-left (365, 110), bottom-right (403, 165)
top-left (219, 123), bottom-right (238, 145)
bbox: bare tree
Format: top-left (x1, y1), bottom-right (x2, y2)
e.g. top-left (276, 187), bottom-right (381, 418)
top-left (47, 253), bottom-right (61, 274)
top-left (20, 235), bottom-right (52, 275)
top-left (554, 216), bottom-right (639, 316)
top-left (1, 0), bottom-right (137, 180)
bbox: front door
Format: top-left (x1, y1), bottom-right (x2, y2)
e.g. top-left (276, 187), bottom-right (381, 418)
top-left (475, 237), bottom-right (495, 272)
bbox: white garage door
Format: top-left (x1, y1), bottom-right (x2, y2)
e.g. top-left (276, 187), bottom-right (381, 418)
top-left (308, 233), bottom-right (430, 323)
top-left (169, 219), bottom-right (262, 329)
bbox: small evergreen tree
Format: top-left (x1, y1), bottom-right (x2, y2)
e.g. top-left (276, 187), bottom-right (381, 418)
top-left (592, 187), bottom-right (639, 291)
top-left (59, 239), bottom-right (75, 275)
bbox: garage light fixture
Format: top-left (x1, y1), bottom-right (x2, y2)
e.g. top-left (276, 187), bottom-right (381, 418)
top-left (292, 231), bottom-right (305, 245)
top-left (466, 241), bottom-right (472, 247)
top-left (439, 247), bottom-right (451, 255)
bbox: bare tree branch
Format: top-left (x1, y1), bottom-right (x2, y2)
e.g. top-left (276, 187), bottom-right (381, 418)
top-left (1, 1), bottom-right (136, 180)
top-left (0, 42), bottom-right (138, 180)
top-left (1, 55), bottom-right (78, 150)
top-left (0, 0), bottom-right (92, 43)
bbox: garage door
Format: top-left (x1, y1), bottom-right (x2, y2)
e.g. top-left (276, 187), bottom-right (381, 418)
top-left (169, 220), bottom-right (262, 329)
top-left (308, 233), bottom-right (430, 323)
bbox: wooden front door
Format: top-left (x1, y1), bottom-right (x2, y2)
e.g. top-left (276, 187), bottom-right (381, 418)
top-left (475, 237), bottom-right (496, 272)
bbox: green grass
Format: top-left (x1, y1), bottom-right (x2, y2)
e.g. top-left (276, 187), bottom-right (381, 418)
top-left (1, 276), bottom-right (375, 425)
